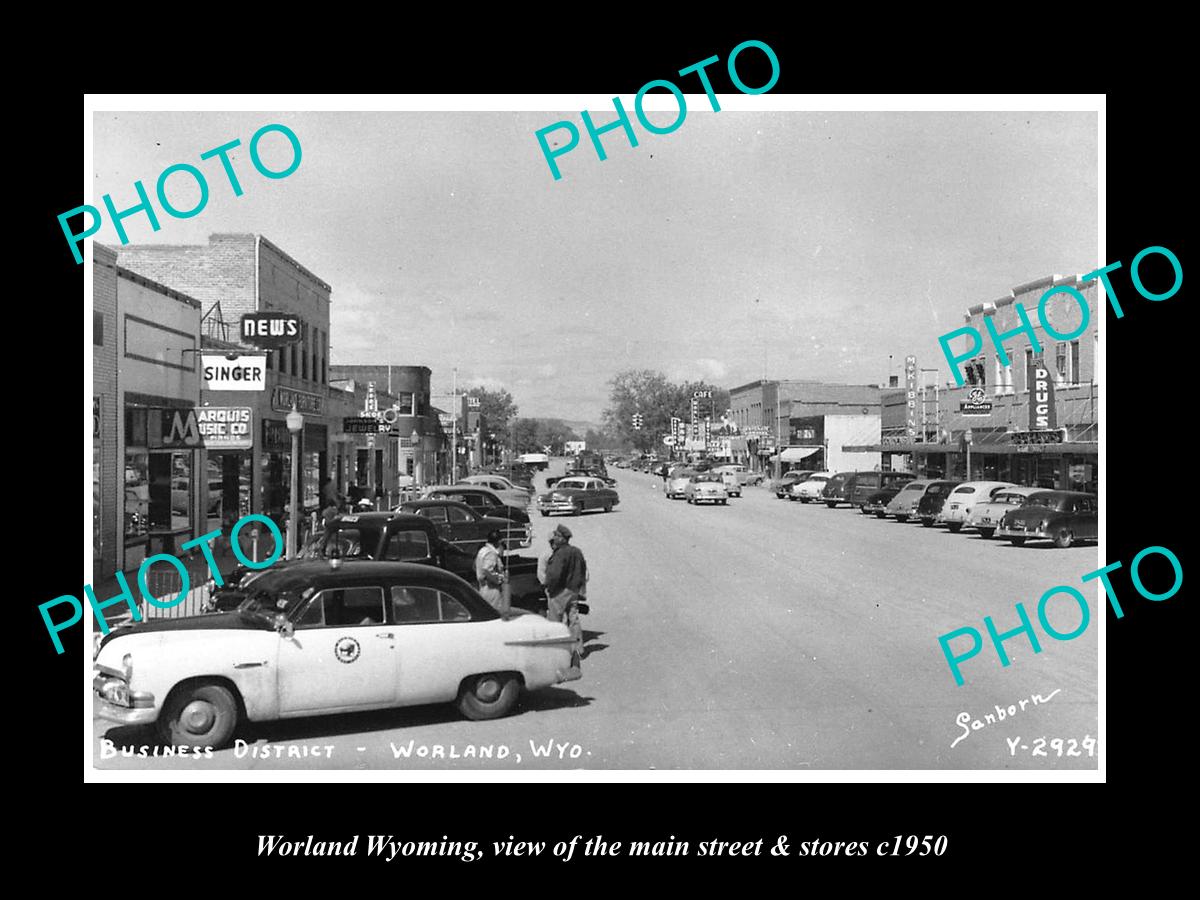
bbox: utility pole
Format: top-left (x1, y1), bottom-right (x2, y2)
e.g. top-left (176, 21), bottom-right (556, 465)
top-left (450, 367), bottom-right (458, 483)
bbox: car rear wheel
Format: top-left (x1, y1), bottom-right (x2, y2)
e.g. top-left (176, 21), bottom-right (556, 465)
top-left (922, 518), bottom-right (934, 527)
top-left (158, 681), bottom-right (239, 749)
top-left (895, 515), bottom-right (908, 522)
top-left (825, 501), bottom-right (838, 509)
top-left (457, 673), bottom-right (520, 721)
top-left (875, 511), bottom-right (887, 519)
top-left (947, 523), bottom-right (962, 533)
top-left (977, 527), bottom-right (994, 539)
top-left (1053, 528), bottom-right (1074, 548)
top-left (1009, 537), bottom-right (1026, 546)
top-left (800, 498), bottom-right (811, 504)
top-left (603, 503), bottom-right (612, 513)
top-left (540, 510), bottom-right (549, 517)
top-left (572, 501), bottom-right (583, 516)
top-left (721, 499), bottom-right (727, 505)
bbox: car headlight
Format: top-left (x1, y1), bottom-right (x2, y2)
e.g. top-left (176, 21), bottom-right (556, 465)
top-left (100, 678), bottom-right (131, 707)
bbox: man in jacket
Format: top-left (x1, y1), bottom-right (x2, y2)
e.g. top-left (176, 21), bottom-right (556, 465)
top-left (474, 529), bottom-right (509, 614)
top-left (543, 523), bottom-right (587, 663)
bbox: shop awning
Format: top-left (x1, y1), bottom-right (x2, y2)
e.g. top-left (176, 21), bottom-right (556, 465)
top-left (844, 441), bottom-right (1099, 455)
top-left (780, 446), bottom-right (822, 462)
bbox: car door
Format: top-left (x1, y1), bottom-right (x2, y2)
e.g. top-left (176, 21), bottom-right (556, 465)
top-left (276, 585), bottom-right (398, 715)
top-left (416, 504), bottom-right (452, 541)
top-left (1077, 496), bottom-right (1098, 539)
top-left (389, 583), bottom-right (487, 705)
top-left (448, 504), bottom-right (486, 552)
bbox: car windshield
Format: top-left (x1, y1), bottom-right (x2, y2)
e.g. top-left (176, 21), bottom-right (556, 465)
top-left (953, 486), bottom-right (976, 494)
top-left (692, 474), bottom-right (722, 483)
top-left (671, 469), bottom-right (695, 479)
top-left (1026, 494), bottom-right (1068, 510)
top-left (902, 482), bottom-right (925, 492)
top-left (556, 479), bottom-right (587, 489)
top-left (237, 583), bottom-right (312, 618)
top-left (302, 526), bottom-right (382, 560)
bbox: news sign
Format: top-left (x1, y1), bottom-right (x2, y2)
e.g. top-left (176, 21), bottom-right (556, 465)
top-left (241, 313), bottom-right (301, 349)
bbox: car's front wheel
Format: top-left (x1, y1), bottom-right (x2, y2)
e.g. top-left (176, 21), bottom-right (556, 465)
top-left (457, 673), bottom-right (520, 720)
top-left (1053, 528), bottom-right (1074, 548)
top-left (158, 680), bottom-right (239, 749)
top-left (1009, 537), bottom-right (1027, 546)
top-left (947, 523), bottom-right (962, 533)
top-left (977, 527), bottom-right (994, 539)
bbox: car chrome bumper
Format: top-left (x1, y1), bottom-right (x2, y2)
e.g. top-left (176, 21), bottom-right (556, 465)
top-left (997, 526), bottom-right (1048, 539)
top-left (94, 696), bottom-right (158, 726)
top-left (537, 501), bottom-right (576, 513)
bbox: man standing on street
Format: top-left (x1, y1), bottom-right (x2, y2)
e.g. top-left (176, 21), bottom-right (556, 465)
top-left (474, 529), bottom-right (510, 614)
top-left (543, 523), bottom-right (587, 665)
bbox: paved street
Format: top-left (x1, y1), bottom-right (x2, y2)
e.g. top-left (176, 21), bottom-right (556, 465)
top-left (95, 460), bottom-right (1099, 770)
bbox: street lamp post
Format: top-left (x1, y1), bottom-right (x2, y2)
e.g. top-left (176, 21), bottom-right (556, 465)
top-left (285, 403), bottom-right (304, 559)
top-left (411, 428), bottom-right (421, 489)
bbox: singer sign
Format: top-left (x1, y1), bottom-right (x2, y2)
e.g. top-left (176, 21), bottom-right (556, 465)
top-left (1028, 359), bottom-right (1057, 430)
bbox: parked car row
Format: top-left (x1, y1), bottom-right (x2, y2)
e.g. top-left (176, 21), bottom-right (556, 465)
top-left (778, 469), bottom-right (1098, 549)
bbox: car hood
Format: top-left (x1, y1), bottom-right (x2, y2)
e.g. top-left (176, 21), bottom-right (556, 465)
top-left (100, 611), bottom-right (271, 650)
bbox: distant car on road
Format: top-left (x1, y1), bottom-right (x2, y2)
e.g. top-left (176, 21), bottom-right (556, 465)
top-left (536, 476), bottom-right (620, 516)
top-left (94, 561), bottom-right (581, 748)
top-left (848, 471), bottom-right (916, 509)
top-left (997, 490), bottom-right (1098, 547)
top-left (964, 486), bottom-right (1043, 538)
top-left (938, 481), bottom-right (1016, 533)
top-left (716, 469), bottom-right (742, 497)
top-left (518, 452), bottom-right (549, 471)
top-left (684, 473), bottom-right (729, 505)
top-left (883, 480), bottom-right (934, 521)
top-left (665, 467), bottom-right (697, 499)
top-left (712, 464), bottom-right (764, 487)
top-left (771, 470), bottom-right (814, 499)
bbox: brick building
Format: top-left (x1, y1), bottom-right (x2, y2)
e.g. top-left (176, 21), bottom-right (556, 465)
top-left (728, 380), bottom-right (883, 473)
top-left (329, 365), bottom-right (447, 490)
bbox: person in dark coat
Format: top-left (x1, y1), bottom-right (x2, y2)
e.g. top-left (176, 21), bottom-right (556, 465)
top-left (543, 523), bottom-right (587, 664)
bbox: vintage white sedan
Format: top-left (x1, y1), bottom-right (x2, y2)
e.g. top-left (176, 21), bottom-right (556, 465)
top-left (937, 481), bottom-right (1016, 532)
top-left (92, 561), bottom-right (582, 748)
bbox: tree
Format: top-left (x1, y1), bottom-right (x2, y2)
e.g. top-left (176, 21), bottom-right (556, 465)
top-left (465, 386), bottom-right (518, 437)
top-left (511, 418), bottom-right (580, 455)
top-left (602, 370), bottom-right (732, 453)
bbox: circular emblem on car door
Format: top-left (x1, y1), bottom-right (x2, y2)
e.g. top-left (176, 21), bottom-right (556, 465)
top-left (333, 636), bottom-right (361, 664)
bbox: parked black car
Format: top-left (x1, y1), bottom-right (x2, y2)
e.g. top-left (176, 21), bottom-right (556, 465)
top-left (420, 485), bottom-right (530, 524)
top-left (207, 512), bottom-right (544, 613)
top-left (998, 490), bottom-right (1098, 547)
top-left (915, 481), bottom-right (963, 526)
top-left (399, 499), bottom-right (531, 553)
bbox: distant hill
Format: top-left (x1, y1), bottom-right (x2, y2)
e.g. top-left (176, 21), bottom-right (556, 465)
top-left (561, 419), bottom-right (602, 437)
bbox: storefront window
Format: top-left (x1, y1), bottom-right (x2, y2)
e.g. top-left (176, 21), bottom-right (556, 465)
top-left (304, 450), bottom-right (320, 511)
top-left (124, 451), bottom-right (150, 542)
top-left (207, 452), bottom-right (252, 532)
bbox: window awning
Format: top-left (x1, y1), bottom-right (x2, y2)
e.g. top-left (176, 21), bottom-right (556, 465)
top-left (780, 446), bottom-right (822, 462)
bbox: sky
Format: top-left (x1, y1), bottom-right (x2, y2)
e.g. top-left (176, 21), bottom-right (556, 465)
top-left (92, 107), bottom-right (1097, 424)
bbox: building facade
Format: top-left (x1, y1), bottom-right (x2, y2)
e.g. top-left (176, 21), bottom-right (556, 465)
top-left (118, 234), bottom-right (334, 530)
top-left (94, 246), bottom-right (205, 576)
top-left (865, 274), bottom-right (1099, 492)
top-left (329, 365), bottom-right (447, 491)
top-left (729, 380), bottom-right (883, 472)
